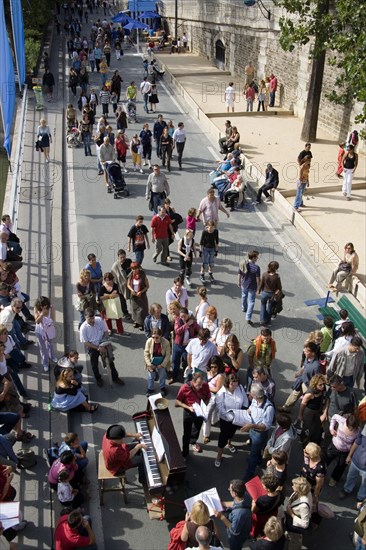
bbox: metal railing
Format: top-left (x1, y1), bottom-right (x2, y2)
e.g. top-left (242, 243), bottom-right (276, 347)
top-left (7, 88), bottom-right (28, 231)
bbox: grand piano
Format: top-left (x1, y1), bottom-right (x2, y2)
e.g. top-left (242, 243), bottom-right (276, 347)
top-left (133, 396), bottom-right (186, 520)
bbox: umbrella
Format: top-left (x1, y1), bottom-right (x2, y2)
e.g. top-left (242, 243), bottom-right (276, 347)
top-left (138, 11), bottom-right (161, 19)
top-left (112, 12), bottom-right (132, 24)
top-left (123, 20), bottom-right (150, 31)
top-left (123, 19), bottom-right (150, 53)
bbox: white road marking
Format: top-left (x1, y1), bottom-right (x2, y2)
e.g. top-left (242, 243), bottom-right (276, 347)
top-left (160, 80), bottom-right (186, 114)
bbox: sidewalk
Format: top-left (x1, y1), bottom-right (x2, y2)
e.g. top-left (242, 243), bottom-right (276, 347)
top-left (156, 52), bottom-right (366, 304)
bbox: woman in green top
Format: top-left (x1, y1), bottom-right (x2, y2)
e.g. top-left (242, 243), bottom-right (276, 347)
top-left (126, 81), bottom-right (137, 101)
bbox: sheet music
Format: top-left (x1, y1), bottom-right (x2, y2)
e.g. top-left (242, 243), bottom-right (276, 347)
top-left (184, 487), bottom-right (223, 517)
top-left (0, 501), bottom-right (20, 530)
top-left (192, 399), bottom-right (208, 421)
top-left (230, 409), bottom-right (252, 427)
top-left (151, 426), bottom-right (165, 462)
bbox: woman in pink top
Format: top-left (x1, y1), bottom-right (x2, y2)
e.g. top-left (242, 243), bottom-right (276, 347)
top-left (325, 413), bottom-right (360, 486)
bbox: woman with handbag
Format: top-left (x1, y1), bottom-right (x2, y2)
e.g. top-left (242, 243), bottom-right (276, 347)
top-left (99, 273), bottom-right (123, 336)
top-left (76, 268), bottom-right (97, 328)
top-left (283, 477), bottom-right (312, 538)
top-left (126, 262), bottom-right (149, 330)
top-left (36, 119), bottom-right (52, 163)
top-left (328, 242), bottom-right (359, 292)
top-left (144, 328), bottom-right (171, 397)
top-left (34, 296), bottom-right (57, 373)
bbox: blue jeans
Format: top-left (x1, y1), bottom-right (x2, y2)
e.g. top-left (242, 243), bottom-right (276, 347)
top-left (83, 131), bottom-right (92, 155)
top-left (151, 192), bottom-right (164, 214)
top-left (343, 461), bottom-right (366, 501)
top-left (355, 535), bottom-right (366, 550)
top-left (269, 91), bottom-right (275, 107)
top-left (147, 367), bottom-right (167, 391)
top-left (76, 441), bottom-right (89, 470)
top-left (241, 288), bottom-right (256, 320)
top-left (172, 343), bottom-right (188, 380)
top-left (294, 181), bottom-right (306, 209)
top-left (101, 72), bottom-right (107, 86)
top-left (244, 429), bottom-right (268, 481)
top-left (143, 93), bottom-right (149, 113)
top-left (260, 291), bottom-right (274, 325)
top-left (10, 321), bottom-right (27, 347)
top-left (134, 249), bottom-right (145, 265)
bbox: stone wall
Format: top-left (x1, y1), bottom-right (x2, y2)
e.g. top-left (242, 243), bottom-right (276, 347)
top-left (159, 0), bottom-right (362, 147)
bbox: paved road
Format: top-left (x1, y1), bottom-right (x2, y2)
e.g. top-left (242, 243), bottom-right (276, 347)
top-left (62, 39), bottom-right (358, 550)
top-left (7, 13), bottom-right (360, 548)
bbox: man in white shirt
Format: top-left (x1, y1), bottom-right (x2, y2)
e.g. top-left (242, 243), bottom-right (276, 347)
top-left (185, 328), bottom-right (217, 381)
top-left (172, 122), bottom-right (186, 170)
top-left (0, 299), bottom-right (33, 349)
top-left (80, 308), bottom-right (124, 387)
top-left (225, 82), bottom-right (235, 113)
top-left (140, 77), bottom-right (151, 113)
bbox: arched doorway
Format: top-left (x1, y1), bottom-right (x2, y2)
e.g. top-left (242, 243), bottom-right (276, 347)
top-left (215, 40), bottom-right (225, 70)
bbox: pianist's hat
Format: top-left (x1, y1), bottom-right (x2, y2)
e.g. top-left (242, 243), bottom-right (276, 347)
top-left (106, 425), bottom-right (126, 440)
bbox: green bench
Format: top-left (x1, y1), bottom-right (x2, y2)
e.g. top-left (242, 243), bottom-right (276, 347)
top-left (318, 295), bottom-right (366, 341)
top-left (337, 295), bottom-right (366, 340)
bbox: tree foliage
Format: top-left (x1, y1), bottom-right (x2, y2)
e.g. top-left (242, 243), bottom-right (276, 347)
top-left (275, 0), bottom-right (366, 136)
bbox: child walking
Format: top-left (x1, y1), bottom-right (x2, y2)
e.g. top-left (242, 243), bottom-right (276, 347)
top-left (186, 207), bottom-right (200, 237)
top-left (200, 221), bottom-right (219, 284)
top-left (177, 230), bottom-right (197, 287)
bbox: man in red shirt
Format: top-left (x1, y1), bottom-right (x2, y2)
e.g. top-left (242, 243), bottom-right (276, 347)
top-left (176, 372), bottom-right (211, 457)
top-left (150, 205), bottom-right (174, 265)
top-left (102, 424), bottom-right (147, 482)
top-left (54, 510), bottom-right (97, 550)
top-left (269, 73), bottom-right (278, 107)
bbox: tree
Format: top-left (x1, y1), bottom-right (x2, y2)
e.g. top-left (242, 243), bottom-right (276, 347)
top-left (275, 0), bottom-right (366, 140)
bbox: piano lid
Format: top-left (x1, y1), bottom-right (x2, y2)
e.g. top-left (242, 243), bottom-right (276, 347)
top-left (147, 401), bottom-right (186, 472)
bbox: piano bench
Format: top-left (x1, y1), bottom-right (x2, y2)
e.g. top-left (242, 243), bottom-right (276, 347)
top-left (98, 451), bottom-right (128, 506)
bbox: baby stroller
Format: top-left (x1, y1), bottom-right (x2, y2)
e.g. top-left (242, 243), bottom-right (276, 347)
top-left (105, 161), bottom-right (130, 199)
top-left (126, 100), bottom-right (138, 123)
top-left (66, 126), bottom-right (81, 148)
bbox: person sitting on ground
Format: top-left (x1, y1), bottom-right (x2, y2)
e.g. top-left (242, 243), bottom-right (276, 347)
top-left (328, 242), bottom-right (359, 292)
top-left (102, 424), bottom-right (146, 483)
top-left (255, 164), bottom-right (279, 204)
top-left (58, 432), bottom-right (89, 471)
top-left (54, 509), bottom-right (97, 550)
top-left (51, 368), bottom-right (99, 413)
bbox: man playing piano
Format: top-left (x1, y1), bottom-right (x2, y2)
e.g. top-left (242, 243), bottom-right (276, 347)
top-left (176, 373), bottom-right (211, 457)
top-left (102, 425), bottom-right (147, 483)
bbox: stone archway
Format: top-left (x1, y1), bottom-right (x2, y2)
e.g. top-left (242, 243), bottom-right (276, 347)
top-left (215, 39), bottom-right (225, 70)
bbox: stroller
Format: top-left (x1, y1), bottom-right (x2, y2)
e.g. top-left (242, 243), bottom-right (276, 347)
top-left (66, 126), bottom-right (81, 148)
top-left (126, 100), bottom-right (138, 123)
top-left (105, 161), bottom-right (130, 199)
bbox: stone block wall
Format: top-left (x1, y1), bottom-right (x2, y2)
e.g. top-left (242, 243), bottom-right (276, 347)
top-left (159, 0), bottom-right (362, 148)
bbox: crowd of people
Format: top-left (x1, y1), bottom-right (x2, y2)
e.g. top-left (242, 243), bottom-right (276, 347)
top-left (14, 2), bottom-right (366, 549)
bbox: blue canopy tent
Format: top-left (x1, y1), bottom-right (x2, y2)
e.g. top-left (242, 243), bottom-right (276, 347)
top-left (138, 10), bottom-right (161, 32)
top-left (0, 0), bottom-right (16, 158)
top-left (111, 12), bottom-right (133, 24)
top-left (123, 19), bottom-right (149, 53)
